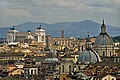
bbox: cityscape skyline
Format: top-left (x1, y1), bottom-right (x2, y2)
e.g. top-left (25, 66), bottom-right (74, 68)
top-left (0, 0), bottom-right (120, 27)
top-left (0, 20), bottom-right (119, 79)
top-left (0, 0), bottom-right (120, 80)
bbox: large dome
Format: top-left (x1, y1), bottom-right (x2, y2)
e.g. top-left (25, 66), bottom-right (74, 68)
top-left (94, 33), bottom-right (113, 46)
top-left (94, 20), bottom-right (113, 46)
top-left (44, 51), bottom-right (59, 62)
top-left (77, 49), bottom-right (101, 64)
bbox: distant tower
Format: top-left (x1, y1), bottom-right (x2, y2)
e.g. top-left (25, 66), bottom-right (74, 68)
top-left (7, 26), bottom-right (18, 43)
top-left (61, 29), bottom-right (64, 38)
top-left (35, 25), bottom-right (45, 42)
top-left (44, 34), bottom-right (51, 51)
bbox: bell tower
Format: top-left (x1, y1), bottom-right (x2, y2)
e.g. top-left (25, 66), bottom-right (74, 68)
top-left (61, 29), bottom-right (64, 38)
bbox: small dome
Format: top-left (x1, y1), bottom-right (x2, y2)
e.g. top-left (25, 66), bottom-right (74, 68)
top-left (45, 58), bottom-right (59, 62)
top-left (45, 51), bottom-right (59, 62)
top-left (77, 49), bottom-right (101, 64)
top-left (94, 33), bottom-right (113, 46)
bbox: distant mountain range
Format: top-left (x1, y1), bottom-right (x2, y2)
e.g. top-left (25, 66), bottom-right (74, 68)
top-left (0, 20), bottom-right (120, 38)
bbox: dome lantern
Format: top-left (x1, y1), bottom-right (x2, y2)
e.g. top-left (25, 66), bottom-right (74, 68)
top-left (101, 19), bottom-right (106, 33)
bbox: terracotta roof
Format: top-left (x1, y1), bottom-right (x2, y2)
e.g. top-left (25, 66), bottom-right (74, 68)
top-left (61, 53), bottom-right (74, 58)
top-left (8, 64), bottom-right (16, 67)
top-left (93, 74), bottom-right (120, 79)
top-left (9, 68), bottom-right (23, 73)
top-left (91, 62), bottom-right (120, 68)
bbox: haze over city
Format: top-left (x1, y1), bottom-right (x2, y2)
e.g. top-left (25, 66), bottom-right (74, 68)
top-left (0, 0), bottom-right (120, 27)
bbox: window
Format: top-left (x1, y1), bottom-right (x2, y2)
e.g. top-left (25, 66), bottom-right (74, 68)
top-left (21, 71), bottom-right (23, 74)
top-left (52, 66), bottom-right (54, 69)
top-left (62, 65), bottom-right (64, 73)
top-left (69, 65), bottom-right (71, 73)
top-left (62, 40), bottom-right (64, 45)
top-left (42, 36), bottom-right (44, 41)
top-left (27, 70), bottom-right (29, 75)
top-left (31, 69), bottom-right (33, 75)
top-left (96, 51), bottom-right (98, 53)
top-left (82, 46), bottom-right (84, 51)
top-left (63, 78), bottom-right (65, 80)
top-left (116, 59), bottom-right (118, 63)
top-left (54, 42), bottom-right (57, 45)
top-left (110, 51), bottom-right (112, 56)
top-left (34, 69), bottom-right (36, 75)
top-left (24, 69), bottom-right (26, 74)
top-left (78, 66), bottom-right (81, 70)
top-left (103, 51), bottom-right (105, 56)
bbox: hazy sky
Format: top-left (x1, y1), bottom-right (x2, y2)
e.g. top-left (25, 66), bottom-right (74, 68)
top-left (0, 0), bottom-right (120, 27)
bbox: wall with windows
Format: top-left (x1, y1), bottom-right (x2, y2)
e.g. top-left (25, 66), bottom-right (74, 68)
top-left (102, 74), bottom-right (116, 80)
top-left (60, 60), bottom-right (74, 74)
top-left (24, 67), bottom-right (38, 76)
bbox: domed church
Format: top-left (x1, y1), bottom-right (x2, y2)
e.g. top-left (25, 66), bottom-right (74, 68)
top-left (94, 20), bottom-right (115, 57)
top-left (76, 35), bottom-right (101, 70)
